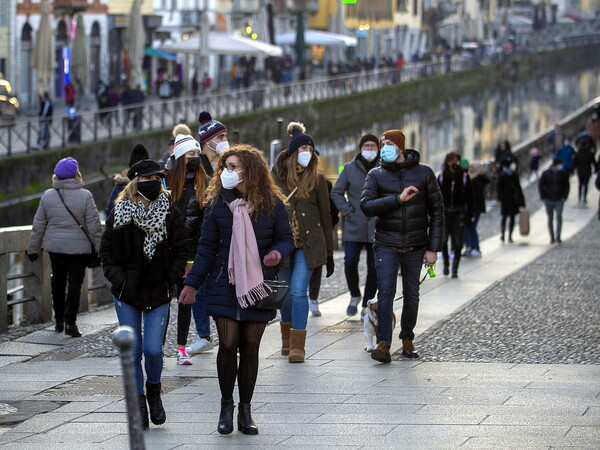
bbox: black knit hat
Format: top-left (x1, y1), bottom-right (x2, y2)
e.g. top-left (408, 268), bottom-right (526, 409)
top-left (286, 121), bottom-right (314, 155)
top-left (127, 159), bottom-right (166, 180)
top-left (129, 144), bottom-right (149, 168)
top-left (358, 134), bottom-right (379, 151)
top-left (197, 111), bottom-right (227, 144)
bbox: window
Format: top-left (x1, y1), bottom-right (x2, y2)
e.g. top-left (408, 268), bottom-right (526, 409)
top-left (397, 0), bottom-right (407, 12)
top-left (413, 0), bottom-right (418, 16)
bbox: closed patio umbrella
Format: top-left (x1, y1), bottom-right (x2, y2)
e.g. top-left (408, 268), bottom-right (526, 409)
top-left (31, 1), bottom-right (55, 97)
top-left (70, 15), bottom-right (89, 94)
top-left (127, 0), bottom-right (145, 88)
top-left (295, 10), bottom-right (306, 67)
top-left (197, 11), bottom-right (210, 83)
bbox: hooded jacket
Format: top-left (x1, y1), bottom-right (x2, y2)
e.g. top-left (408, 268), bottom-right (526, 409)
top-left (360, 149), bottom-right (444, 251)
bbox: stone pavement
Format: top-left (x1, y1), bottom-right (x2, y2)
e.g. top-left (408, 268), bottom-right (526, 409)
top-left (0, 176), bottom-right (598, 448)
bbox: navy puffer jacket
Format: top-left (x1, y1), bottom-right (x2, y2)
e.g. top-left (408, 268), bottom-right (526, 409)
top-left (184, 188), bottom-right (293, 322)
top-left (360, 149), bottom-right (444, 251)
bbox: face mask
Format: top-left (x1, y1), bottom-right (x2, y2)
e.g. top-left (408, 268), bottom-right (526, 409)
top-left (209, 139), bottom-right (230, 155)
top-left (297, 151), bottom-right (313, 168)
top-left (509, 162), bottom-right (517, 172)
top-left (186, 157), bottom-right (201, 172)
top-left (361, 150), bottom-right (378, 162)
top-left (564, 140), bottom-right (570, 146)
top-left (220, 169), bottom-right (243, 190)
top-left (380, 144), bottom-right (398, 163)
top-left (137, 180), bottom-right (162, 201)
top-left (592, 113), bottom-right (599, 120)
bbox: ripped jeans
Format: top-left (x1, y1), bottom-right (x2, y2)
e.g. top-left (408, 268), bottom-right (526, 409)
top-left (113, 298), bottom-right (169, 395)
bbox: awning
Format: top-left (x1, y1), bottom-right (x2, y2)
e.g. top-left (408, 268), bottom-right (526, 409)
top-left (144, 47), bottom-right (177, 60)
top-left (275, 30), bottom-right (357, 47)
top-left (160, 32), bottom-right (283, 56)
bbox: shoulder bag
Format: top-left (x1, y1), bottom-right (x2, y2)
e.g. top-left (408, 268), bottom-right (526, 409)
top-left (253, 267), bottom-right (289, 310)
top-left (55, 188), bottom-right (101, 268)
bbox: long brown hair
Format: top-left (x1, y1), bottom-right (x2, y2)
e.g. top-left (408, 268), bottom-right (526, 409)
top-left (205, 144), bottom-right (285, 218)
top-left (165, 154), bottom-right (209, 204)
top-left (274, 149), bottom-right (320, 198)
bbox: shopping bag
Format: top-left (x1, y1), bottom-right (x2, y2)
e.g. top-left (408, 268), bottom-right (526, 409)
top-left (519, 209), bottom-right (530, 236)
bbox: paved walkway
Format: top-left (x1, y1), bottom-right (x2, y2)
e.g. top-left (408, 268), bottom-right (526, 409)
top-left (0, 176), bottom-right (598, 448)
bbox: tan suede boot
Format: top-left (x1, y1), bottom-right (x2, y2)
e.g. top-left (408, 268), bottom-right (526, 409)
top-left (280, 321), bottom-right (292, 355)
top-left (288, 329), bottom-right (307, 363)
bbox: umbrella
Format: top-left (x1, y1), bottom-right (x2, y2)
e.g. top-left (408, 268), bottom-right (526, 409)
top-left (31, 1), bottom-right (55, 97)
top-left (329, 2), bottom-right (349, 61)
top-left (127, 0), bottom-right (145, 88)
top-left (70, 15), bottom-right (89, 94)
top-left (276, 30), bottom-right (357, 47)
top-left (197, 10), bottom-right (210, 84)
top-left (295, 10), bottom-right (306, 67)
top-left (160, 33), bottom-right (282, 56)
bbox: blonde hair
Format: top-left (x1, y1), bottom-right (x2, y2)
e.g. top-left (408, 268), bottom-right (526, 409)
top-left (115, 177), bottom-right (169, 204)
top-left (52, 170), bottom-right (82, 182)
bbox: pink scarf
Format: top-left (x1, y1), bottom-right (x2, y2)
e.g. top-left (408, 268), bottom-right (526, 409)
top-left (228, 198), bottom-right (269, 308)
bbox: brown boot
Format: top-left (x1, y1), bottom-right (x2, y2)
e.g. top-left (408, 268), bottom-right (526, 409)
top-left (371, 342), bottom-right (391, 363)
top-left (402, 338), bottom-right (419, 358)
top-left (280, 321), bottom-right (292, 355)
top-left (288, 329), bottom-right (307, 363)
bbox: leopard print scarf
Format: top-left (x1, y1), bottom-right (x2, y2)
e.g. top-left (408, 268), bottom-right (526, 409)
top-left (113, 193), bottom-right (170, 260)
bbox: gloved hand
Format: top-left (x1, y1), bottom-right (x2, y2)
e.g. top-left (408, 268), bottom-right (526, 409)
top-left (263, 250), bottom-right (281, 267)
top-left (178, 285), bottom-right (197, 305)
top-left (325, 255), bottom-right (335, 278)
top-left (27, 253), bottom-right (39, 262)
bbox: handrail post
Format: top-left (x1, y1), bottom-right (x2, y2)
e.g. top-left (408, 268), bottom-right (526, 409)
top-left (113, 326), bottom-right (146, 450)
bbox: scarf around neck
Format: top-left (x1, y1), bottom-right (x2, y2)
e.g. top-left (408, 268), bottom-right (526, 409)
top-left (113, 192), bottom-right (170, 260)
top-left (227, 198), bottom-right (269, 308)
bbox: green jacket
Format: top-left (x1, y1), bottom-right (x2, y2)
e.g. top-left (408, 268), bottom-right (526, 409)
top-left (273, 171), bottom-right (333, 269)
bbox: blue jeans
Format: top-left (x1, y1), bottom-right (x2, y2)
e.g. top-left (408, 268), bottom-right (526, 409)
top-left (463, 213), bottom-right (481, 252)
top-left (344, 241), bottom-right (377, 305)
top-left (113, 298), bottom-right (169, 395)
top-left (279, 249), bottom-right (313, 330)
top-left (192, 285), bottom-right (211, 337)
top-left (544, 199), bottom-right (565, 240)
top-left (374, 245), bottom-right (426, 346)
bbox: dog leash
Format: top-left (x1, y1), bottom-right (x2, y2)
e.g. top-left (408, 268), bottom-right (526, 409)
top-left (393, 263), bottom-right (436, 303)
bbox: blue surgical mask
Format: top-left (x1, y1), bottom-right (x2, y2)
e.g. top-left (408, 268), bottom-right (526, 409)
top-left (380, 145), bottom-right (398, 163)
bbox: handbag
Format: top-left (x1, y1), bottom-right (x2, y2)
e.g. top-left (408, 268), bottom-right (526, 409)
top-left (252, 268), bottom-right (289, 310)
top-left (519, 209), bottom-right (530, 236)
top-left (55, 188), bottom-right (101, 268)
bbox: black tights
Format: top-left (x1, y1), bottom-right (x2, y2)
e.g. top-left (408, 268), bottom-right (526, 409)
top-left (214, 317), bottom-right (266, 403)
top-left (500, 214), bottom-right (515, 240)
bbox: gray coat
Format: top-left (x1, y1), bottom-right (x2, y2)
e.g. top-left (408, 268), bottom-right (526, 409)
top-left (28, 178), bottom-right (103, 255)
top-left (331, 154), bottom-right (378, 243)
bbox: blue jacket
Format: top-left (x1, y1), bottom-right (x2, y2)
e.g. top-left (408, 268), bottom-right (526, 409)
top-left (184, 188), bottom-right (293, 322)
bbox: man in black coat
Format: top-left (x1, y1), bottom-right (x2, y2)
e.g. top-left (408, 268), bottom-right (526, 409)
top-left (539, 157), bottom-right (570, 244)
top-left (361, 129), bottom-right (444, 363)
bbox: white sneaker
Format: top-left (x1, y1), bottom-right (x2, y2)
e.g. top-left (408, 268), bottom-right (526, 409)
top-left (471, 249), bottom-right (482, 258)
top-left (186, 337), bottom-right (215, 355)
top-left (176, 348), bottom-right (193, 365)
top-left (346, 296), bottom-right (361, 316)
top-left (309, 299), bottom-right (321, 317)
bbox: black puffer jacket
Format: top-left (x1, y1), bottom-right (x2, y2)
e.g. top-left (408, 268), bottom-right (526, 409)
top-left (100, 202), bottom-right (187, 311)
top-left (360, 149), bottom-right (444, 251)
top-left (184, 188), bottom-right (294, 322)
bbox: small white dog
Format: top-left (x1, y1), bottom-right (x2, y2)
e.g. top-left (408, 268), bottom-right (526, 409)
top-left (363, 298), bottom-right (396, 352)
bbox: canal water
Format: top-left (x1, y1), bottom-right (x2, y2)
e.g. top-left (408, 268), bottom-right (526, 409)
top-left (4, 65), bottom-right (600, 227)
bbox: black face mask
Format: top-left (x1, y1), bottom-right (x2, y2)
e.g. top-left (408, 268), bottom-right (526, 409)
top-left (186, 157), bottom-right (201, 172)
top-left (137, 180), bottom-right (162, 201)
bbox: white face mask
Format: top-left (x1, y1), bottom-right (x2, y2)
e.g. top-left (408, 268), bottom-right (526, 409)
top-left (220, 169), bottom-right (243, 190)
top-left (297, 151), bottom-right (313, 168)
top-left (214, 140), bottom-right (230, 155)
top-left (361, 150), bottom-right (378, 162)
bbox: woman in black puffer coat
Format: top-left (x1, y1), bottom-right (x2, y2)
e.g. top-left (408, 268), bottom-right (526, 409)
top-left (179, 145), bottom-right (293, 436)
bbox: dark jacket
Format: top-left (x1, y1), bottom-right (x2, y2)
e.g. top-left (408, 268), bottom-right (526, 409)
top-left (184, 199), bottom-right (205, 260)
top-left (184, 189), bottom-right (294, 322)
top-left (360, 149), bottom-right (444, 251)
top-left (106, 173), bottom-right (129, 217)
top-left (437, 166), bottom-right (473, 220)
top-left (273, 172), bottom-right (334, 269)
top-left (100, 200), bottom-right (187, 311)
top-left (538, 167), bottom-right (570, 201)
top-left (497, 169), bottom-right (525, 215)
top-left (573, 148), bottom-right (597, 180)
top-left (331, 153), bottom-right (378, 243)
top-left (471, 174), bottom-right (490, 215)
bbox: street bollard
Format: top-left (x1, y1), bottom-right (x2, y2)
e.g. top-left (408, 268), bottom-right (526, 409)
top-left (113, 326), bottom-right (146, 450)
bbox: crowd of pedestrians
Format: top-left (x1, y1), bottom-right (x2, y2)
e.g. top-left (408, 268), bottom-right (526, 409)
top-left (25, 102), bottom-right (600, 435)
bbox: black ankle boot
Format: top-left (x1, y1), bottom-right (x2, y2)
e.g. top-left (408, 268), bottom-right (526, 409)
top-left (64, 324), bottom-right (81, 337)
top-left (55, 321), bottom-right (64, 332)
top-left (237, 402), bottom-right (258, 435)
top-left (139, 394), bottom-right (149, 429)
top-left (145, 381), bottom-right (166, 425)
top-left (217, 399), bottom-right (234, 434)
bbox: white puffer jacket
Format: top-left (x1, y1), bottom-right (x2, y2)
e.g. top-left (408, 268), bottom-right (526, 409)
top-left (28, 178), bottom-right (103, 255)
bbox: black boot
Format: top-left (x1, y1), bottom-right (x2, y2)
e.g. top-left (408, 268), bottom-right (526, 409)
top-left (237, 402), bottom-right (258, 435)
top-left (145, 381), bottom-right (166, 425)
top-left (451, 255), bottom-right (460, 278)
top-left (55, 321), bottom-right (64, 332)
top-left (64, 324), bottom-right (81, 337)
top-left (217, 399), bottom-right (234, 434)
top-left (139, 394), bottom-right (149, 429)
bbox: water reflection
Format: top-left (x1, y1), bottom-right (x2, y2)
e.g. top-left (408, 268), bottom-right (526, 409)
top-left (318, 67), bottom-right (600, 176)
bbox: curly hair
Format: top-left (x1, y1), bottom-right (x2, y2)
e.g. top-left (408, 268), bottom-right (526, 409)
top-left (205, 144), bottom-right (285, 218)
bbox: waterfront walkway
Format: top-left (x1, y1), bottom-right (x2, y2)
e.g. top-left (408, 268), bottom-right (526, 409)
top-left (0, 175), bottom-right (599, 448)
